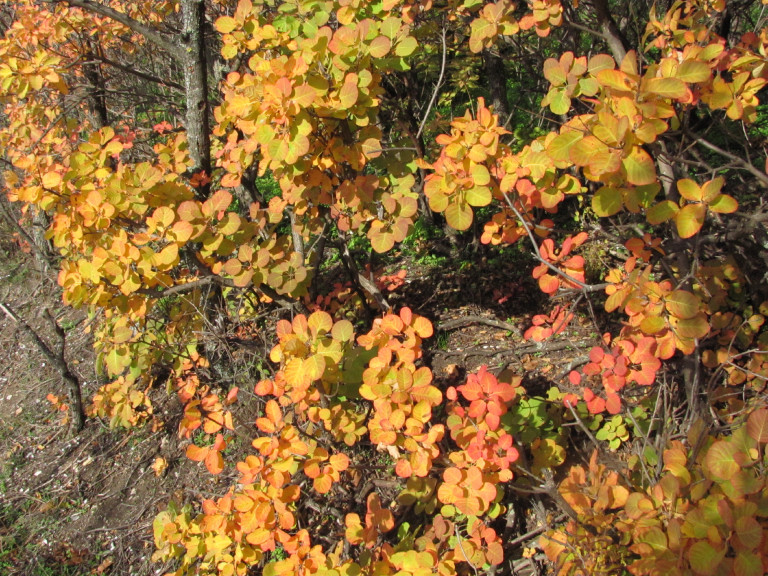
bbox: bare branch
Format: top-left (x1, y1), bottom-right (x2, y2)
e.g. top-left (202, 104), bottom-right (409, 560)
top-left (501, 192), bottom-right (606, 294)
top-left (57, 0), bottom-right (184, 61)
top-left (89, 54), bottom-right (183, 91)
top-left (687, 131), bottom-right (768, 187)
top-left (437, 314), bottom-right (521, 338)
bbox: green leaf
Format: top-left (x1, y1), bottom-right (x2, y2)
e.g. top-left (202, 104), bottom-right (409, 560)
top-left (734, 516), bottom-right (762, 550)
top-left (104, 347), bottom-right (129, 376)
top-left (592, 187), bottom-right (623, 217)
top-left (464, 186), bottom-right (492, 206)
top-left (548, 90), bottom-right (571, 114)
top-left (733, 552), bottom-right (763, 576)
top-left (687, 541), bottom-right (725, 575)
top-left (646, 200), bottom-right (679, 224)
top-left (394, 36), bottom-right (418, 57)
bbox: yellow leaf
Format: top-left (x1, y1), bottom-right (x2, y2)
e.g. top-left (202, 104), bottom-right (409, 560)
top-left (151, 457), bottom-right (168, 477)
top-left (339, 81), bottom-right (358, 109)
top-left (215, 16), bottom-right (238, 34)
top-left (676, 60), bottom-right (711, 83)
top-left (675, 203), bottom-right (706, 238)
top-left (623, 147), bottom-right (656, 185)
top-left (42, 171), bottom-right (62, 188)
top-left (645, 77), bottom-right (688, 99)
top-left (153, 244), bottom-right (179, 269)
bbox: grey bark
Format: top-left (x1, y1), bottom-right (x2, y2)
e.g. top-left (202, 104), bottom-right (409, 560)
top-left (180, 0), bottom-right (212, 198)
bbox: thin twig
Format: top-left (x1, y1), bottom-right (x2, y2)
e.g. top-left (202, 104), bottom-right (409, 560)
top-left (500, 192), bottom-right (605, 293)
top-left (565, 401), bottom-right (601, 452)
top-left (688, 132), bottom-right (768, 187)
top-left (454, 524), bottom-right (479, 576)
top-left (0, 301), bottom-right (85, 431)
top-left (57, 0), bottom-right (184, 60)
top-left (416, 22), bottom-right (447, 139)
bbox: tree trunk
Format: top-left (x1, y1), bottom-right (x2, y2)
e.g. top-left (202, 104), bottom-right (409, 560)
top-left (592, 0), bottom-right (628, 62)
top-left (483, 48), bottom-right (510, 121)
top-left (181, 0), bottom-right (211, 200)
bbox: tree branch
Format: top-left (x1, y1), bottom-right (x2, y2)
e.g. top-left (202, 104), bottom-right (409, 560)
top-left (591, 0), bottom-right (628, 62)
top-left (58, 0), bottom-right (184, 61)
top-left (180, 0), bottom-right (212, 198)
top-left (687, 131), bottom-right (768, 187)
top-left (500, 192), bottom-right (606, 294)
top-left (89, 54), bottom-right (183, 91)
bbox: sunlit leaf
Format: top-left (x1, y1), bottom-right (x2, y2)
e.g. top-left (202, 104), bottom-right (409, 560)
top-left (675, 203), bottom-right (706, 238)
top-left (445, 201), bottom-right (473, 230)
top-left (592, 187), bottom-right (623, 217)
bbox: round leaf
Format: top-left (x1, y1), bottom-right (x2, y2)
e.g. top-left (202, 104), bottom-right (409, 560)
top-left (592, 186), bottom-right (623, 217)
top-left (464, 185), bottom-right (492, 207)
top-left (708, 194), bottom-right (738, 214)
top-left (704, 440), bottom-right (739, 481)
top-left (676, 203), bottom-right (706, 238)
top-left (623, 147), bottom-right (657, 185)
top-left (747, 408), bottom-right (768, 444)
top-left (665, 290), bottom-right (701, 320)
top-left (646, 200), bottom-right (679, 224)
top-left (687, 541), bottom-right (725, 575)
top-left (445, 201), bottom-right (473, 230)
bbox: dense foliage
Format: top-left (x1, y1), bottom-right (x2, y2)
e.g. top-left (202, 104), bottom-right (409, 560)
top-left (2, 0), bottom-right (768, 574)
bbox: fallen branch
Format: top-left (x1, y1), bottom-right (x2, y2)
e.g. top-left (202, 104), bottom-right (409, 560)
top-left (506, 514), bottom-right (567, 548)
top-left (437, 314), bottom-right (521, 337)
top-left (436, 338), bottom-right (593, 361)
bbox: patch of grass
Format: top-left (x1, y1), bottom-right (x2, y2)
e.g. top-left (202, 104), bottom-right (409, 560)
top-left (413, 253), bottom-right (448, 268)
top-left (401, 217), bottom-right (441, 252)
